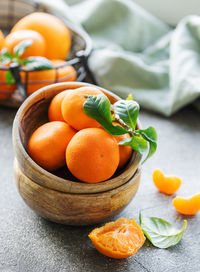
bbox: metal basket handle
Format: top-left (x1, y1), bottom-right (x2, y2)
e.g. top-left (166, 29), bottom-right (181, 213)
top-left (10, 63), bottom-right (26, 99)
top-left (76, 50), bottom-right (99, 86)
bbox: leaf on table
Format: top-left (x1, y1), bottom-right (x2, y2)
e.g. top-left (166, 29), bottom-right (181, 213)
top-left (114, 99), bottom-right (139, 130)
top-left (83, 94), bottom-right (129, 135)
top-left (139, 213), bottom-right (187, 249)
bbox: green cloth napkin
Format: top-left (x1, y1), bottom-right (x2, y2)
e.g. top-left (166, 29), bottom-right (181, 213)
top-left (36, 0), bottom-right (200, 116)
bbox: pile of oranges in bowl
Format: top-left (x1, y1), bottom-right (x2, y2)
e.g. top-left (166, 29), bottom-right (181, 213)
top-left (0, 12), bottom-right (76, 99)
top-left (27, 86), bottom-right (133, 183)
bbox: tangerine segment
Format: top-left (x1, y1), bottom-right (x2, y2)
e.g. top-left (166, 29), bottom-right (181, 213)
top-left (61, 87), bottom-right (103, 130)
top-left (153, 169), bottom-right (182, 195)
top-left (48, 90), bottom-right (72, 122)
top-left (11, 12), bottom-right (71, 60)
top-left (113, 122), bottom-right (132, 169)
top-left (5, 30), bottom-right (46, 58)
top-left (66, 128), bottom-right (119, 183)
top-left (173, 193), bottom-right (200, 215)
top-left (20, 60), bottom-right (76, 95)
top-left (89, 218), bottom-right (145, 259)
top-left (28, 121), bottom-right (76, 171)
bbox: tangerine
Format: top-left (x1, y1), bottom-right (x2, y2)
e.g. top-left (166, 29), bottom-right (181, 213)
top-left (0, 64), bottom-right (16, 99)
top-left (89, 218), bottom-right (145, 259)
top-left (0, 30), bottom-right (5, 50)
top-left (5, 30), bottom-right (46, 58)
top-left (11, 12), bottom-right (71, 60)
top-left (66, 128), bottom-right (119, 183)
top-left (20, 60), bottom-right (76, 95)
top-left (48, 90), bottom-right (71, 122)
top-left (113, 122), bottom-right (132, 168)
top-left (61, 87), bottom-right (103, 130)
top-left (28, 121), bottom-right (76, 171)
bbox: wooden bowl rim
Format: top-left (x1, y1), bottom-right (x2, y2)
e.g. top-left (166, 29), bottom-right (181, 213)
top-left (13, 82), bottom-right (142, 194)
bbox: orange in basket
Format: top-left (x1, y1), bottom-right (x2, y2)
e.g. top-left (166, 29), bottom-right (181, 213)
top-left (66, 128), bottom-right (120, 183)
top-left (28, 121), bottom-right (76, 171)
top-left (5, 30), bottom-right (46, 58)
top-left (48, 90), bottom-right (71, 122)
top-left (0, 30), bottom-right (5, 50)
top-left (11, 12), bottom-right (71, 60)
top-left (0, 64), bottom-right (16, 99)
top-left (61, 87), bottom-right (103, 130)
top-left (113, 122), bottom-right (132, 169)
top-left (20, 60), bottom-right (76, 95)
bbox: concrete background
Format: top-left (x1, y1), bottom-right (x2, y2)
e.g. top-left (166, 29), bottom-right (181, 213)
top-left (0, 105), bottom-right (199, 272)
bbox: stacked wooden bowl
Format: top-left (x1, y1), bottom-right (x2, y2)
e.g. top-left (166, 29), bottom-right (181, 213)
top-left (13, 82), bottom-right (142, 225)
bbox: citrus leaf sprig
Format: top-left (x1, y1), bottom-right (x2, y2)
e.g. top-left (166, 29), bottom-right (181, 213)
top-left (83, 94), bottom-right (157, 163)
top-left (0, 39), bottom-right (53, 85)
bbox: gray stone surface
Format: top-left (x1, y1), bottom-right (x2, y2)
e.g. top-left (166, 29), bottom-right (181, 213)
top-left (0, 105), bottom-right (200, 272)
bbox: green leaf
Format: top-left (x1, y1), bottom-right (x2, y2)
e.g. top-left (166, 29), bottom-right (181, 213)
top-left (137, 127), bottom-right (157, 162)
top-left (114, 100), bottom-right (139, 130)
top-left (22, 57), bottom-right (53, 70)
top-left (83, 94), bottom-right (129, 135)
top-left (5, 70), bottom-right (15, 85)
top-left (126, 94), bottom-right (133, 100)
top-left (139, 213), bottom-right (187, 249)
top-left (14, 39), bottom-right (33, 58)
top-left (119, 135), bottom-right (148, 155)
top-left (0, 48), bottom-right (12, 64)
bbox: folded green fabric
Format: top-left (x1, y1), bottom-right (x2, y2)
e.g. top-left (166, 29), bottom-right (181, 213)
top-left (36, 0), bottom-right (200, 116)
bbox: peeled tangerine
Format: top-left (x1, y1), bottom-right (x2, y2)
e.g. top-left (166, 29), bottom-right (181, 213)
top-left (89, 218), bottom-right (145, 259)
top-left (153, 169), bottom-right (182, 195)
top-left (173, 193), bottom-right (200, 215)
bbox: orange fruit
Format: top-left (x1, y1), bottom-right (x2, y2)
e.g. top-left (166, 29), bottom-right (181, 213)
top-left (89, 218), bottom-right (145, 259)
top-left (20, 60), bottom-right (76, 95)
top-left (0, 30), bottom-right (5, 50)
top-left (113, 122), bottom-right (132, 168)
top-left (66, 128), bottom-right (119, 183)
top-left (48, 90), bottom-right (71, 122)
top-left (0, 64), bottom-right (16, 100)
top-left (5, 30), bottom-right (46, 58)
top-left (153, 169), bottom-right (182, 195)
top-left (173, 193), bottom-right (200, 215)
top-left (28, 121), bottom-right (76, 171)
top-left (61, 87), bottom-right (103, 130)
top-left (11, 12), bottom-right (71, 60)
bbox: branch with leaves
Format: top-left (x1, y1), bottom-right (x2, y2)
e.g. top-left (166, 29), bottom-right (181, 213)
top-left (0, 39), bottom-right (53, 85)
top-left (83, 94), bottom-right (157, 163)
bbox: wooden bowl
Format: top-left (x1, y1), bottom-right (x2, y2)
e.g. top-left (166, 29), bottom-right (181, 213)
top-left (13, 82), bottom-right (142, 225)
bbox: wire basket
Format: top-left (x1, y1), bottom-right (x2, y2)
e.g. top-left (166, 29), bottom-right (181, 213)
top-left (0, 0), bottom-right (96, 107)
